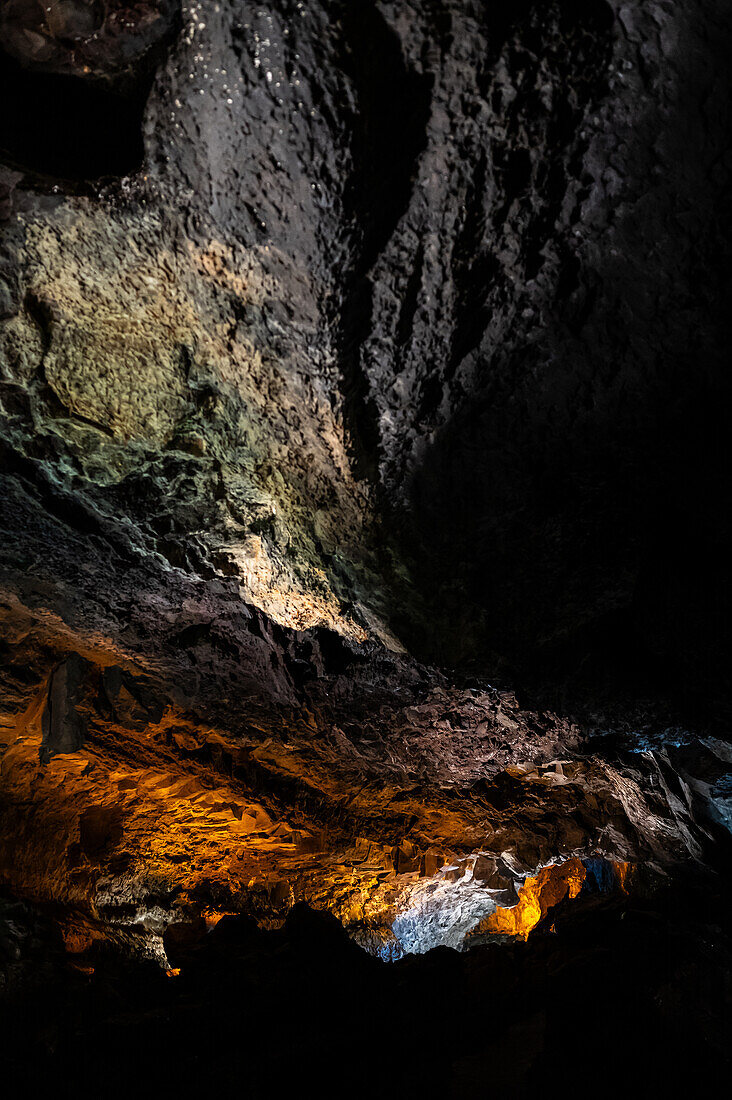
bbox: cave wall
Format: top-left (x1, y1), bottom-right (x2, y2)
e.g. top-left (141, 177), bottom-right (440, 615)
top-left (1, 1), bottom-right (730, 715)
top-left (386, 0), bottom-right (732, 704)
top-left (0, 0), bottom-right (731, 995)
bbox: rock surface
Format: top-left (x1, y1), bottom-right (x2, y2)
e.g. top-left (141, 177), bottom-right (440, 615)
top-left (0, 0), bottom-right (731, 1088)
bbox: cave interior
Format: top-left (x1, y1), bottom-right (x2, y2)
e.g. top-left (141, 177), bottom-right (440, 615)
top-left (0, 2), bottom-right (731, 1097)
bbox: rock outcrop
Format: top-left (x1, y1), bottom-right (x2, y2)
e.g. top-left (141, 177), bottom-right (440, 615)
top-left (0, 1), bottom-right (731, 1089)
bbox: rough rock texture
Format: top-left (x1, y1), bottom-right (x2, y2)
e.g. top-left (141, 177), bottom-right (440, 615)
top-left (2, 0), bottom-right (731, 692)
top-left (1, 0), bottom-right (731, 1088)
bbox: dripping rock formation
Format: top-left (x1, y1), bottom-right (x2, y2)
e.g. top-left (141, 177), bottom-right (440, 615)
top-left (1, 1), bottom-right (731, 1097)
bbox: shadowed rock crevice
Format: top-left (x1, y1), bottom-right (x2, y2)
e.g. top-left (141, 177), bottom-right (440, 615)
top-left (0, 1), bottom-right (181, 183)
top-left (0, 55), bottom-right (149, 182)
top-left (335, 0), bottom-right (433, 480)
top-left (388, 0), bottom-right (732, 717)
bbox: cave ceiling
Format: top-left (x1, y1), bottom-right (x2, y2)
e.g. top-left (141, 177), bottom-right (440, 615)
top-left (1, 1), bottom-right (731, 1094)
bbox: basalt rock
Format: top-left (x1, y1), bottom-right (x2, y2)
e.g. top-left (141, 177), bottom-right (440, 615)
top-left (0, 0), bottom-right (731, 1090)
top-left (39, 653), bottom-right (90, 762)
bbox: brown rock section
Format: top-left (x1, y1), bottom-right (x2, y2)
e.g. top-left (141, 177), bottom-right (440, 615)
top-left (39, 653), bottom-right (90, 762)
top-left (0, 599), bottom-right (718, 957)
top-left (474, 857), bottom-right (630, 940)
top-left (0, 0), bottom-right (729, 1002)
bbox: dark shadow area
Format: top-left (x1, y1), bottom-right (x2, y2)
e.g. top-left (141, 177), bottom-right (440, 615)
top-left (0, 53), bottom-right (148, 181)
top-left (390, 0), bottom-right (732, 722)
top-left (402, 364), bottom-right (732, 726)
top-left (2, 874), bottom-right (730, 1100)
top-left (333, 0), bottom-right (433, 480)
top-left (0, 0), bottom-right (181, 183)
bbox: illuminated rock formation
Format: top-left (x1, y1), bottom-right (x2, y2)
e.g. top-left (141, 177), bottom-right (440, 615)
top-left (1, 0), bottom-right (731, 1092)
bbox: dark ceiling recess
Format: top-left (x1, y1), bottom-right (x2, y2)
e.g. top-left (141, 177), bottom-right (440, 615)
top-left (0, 52), bottom-right (149, 181)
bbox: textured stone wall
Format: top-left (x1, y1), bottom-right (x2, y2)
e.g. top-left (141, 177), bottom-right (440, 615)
top-left (0, 0), bottom-right (731, 980)
top-left (2, 1), bottom-right (730, 711)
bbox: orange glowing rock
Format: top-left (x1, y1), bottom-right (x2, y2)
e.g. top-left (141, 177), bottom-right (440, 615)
top-left (62, 927), bottom-right (95, 954)
top-left (70, 963), bottom-right (95, 976)
top-left (202, 910), bottom-right (234, 931)
top-left (482, 859), bottom-right (588, 940)
top-left (0, 609), bottom-right (642, 955)
top-left (477, 858), bottom-right (635, 941)
top-left (613, 861), bottom-right (632, 892)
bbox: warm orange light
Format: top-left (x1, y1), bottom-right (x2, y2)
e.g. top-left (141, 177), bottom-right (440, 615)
top-left (613, 861), bottom-right (632, 892)
top-left (477, 859), bottom-right (635, 940)
top-left (70, 963), bottom-right (95, 975)
top-left (489, 859), bottom-right (587, 939)
top-left (202, 910), bottom-right (233, 931)
top-left (62, 927), bottom-right (94, 954)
